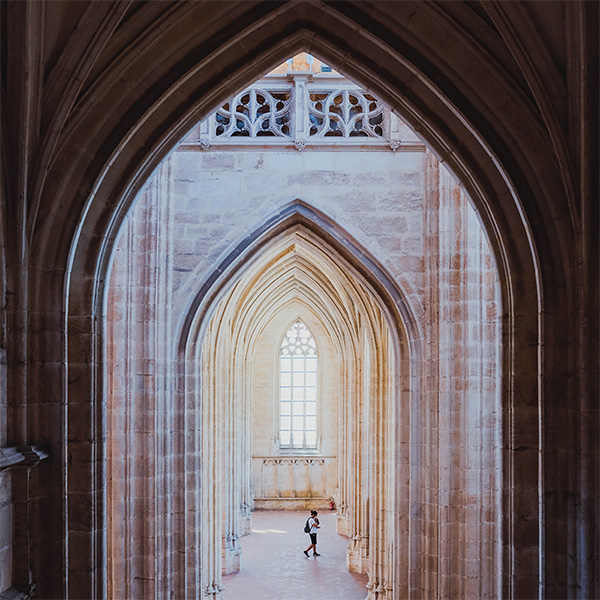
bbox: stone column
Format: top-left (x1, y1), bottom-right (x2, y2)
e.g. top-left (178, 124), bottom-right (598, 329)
top-left (107, 160), bottom-right (178, 599)
top-left (201, 327), bottom-right (224, 598)
top-left (221, 319), bottom-right (241, 575)
top-left (432, 167), bottom-right (501, 598)
top-left (336, 353), bottom-right (351, 537)
top-left (153, 163), bottom-right (177, 597)
top-left (108, 191), bottom-right (162, 600)
top-left (367, 319), bottom-right (394, 600)
top-left (239, 365), bottom-right (252, 535)
top-left (412, 149), bottom-right (442, 598)
top-left (290, 71), bottom-right (312, 147)
top-left (347, 332), bottom-right (369, 573)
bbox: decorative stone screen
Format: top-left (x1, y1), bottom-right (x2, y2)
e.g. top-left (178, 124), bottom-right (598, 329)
top-left (279, 320), bottom-right (318, 449)
top-left (308, 89), bottom-right (383, 137)
top-left (182, 60), bottom-right (421, 150)
top-left (215, 89), bottom-right (292, 137)
top-left (213, 87), bottom-right (383, 139)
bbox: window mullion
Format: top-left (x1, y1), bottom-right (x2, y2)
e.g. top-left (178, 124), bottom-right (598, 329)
top-left (302, 354), bottom-right (307, 449)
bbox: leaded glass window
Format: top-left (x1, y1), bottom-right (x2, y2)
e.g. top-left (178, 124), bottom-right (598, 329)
top-left (279, 320), bottom-right (317, 449)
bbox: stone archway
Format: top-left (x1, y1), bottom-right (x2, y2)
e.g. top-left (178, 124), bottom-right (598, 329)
top-left (105, 98), bottom-right (504, 597)
top-left (22, 3), bottom-right (585, 598)
top-left (106, 197), bottom-right (418, 599)
top-left (191, 223), bottom-right (404, 597)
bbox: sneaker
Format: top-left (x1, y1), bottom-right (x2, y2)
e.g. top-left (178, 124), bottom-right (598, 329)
top-left (303, 550), bottom-right (309, 557)
top-left (313, 552), bottom-right (321, 556)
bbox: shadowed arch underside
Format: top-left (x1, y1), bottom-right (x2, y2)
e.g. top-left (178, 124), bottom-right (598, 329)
top-left (2, 1), bottom-right (593, 599)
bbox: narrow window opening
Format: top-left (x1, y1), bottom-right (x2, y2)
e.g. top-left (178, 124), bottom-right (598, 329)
top-left (279, 320), bottom-right (318, 450)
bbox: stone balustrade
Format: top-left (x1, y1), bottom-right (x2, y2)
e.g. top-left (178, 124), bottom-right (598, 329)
top-left (182, 70), bottom-right (421, 151)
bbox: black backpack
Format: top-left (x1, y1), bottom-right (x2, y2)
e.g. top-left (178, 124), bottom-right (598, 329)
top-left (304, 519), bottom-right (311, 533)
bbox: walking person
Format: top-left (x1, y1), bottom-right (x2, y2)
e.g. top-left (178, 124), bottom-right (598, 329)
top-left (303, 510), bottom-right (321, 557)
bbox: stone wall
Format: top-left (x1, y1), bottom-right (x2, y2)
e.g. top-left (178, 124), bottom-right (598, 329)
top-left (166, 147), bottom-right (427, 316)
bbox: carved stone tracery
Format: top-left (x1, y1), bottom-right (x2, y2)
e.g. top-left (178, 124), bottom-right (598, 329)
top-left (308, 89), bottom-right (384, 138)
top-left (186, 68), bottom-right (420, 149)
top-left (215, 88), bottom-right (292, 138)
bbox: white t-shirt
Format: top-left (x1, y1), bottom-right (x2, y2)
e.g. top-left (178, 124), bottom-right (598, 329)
top-left (308, 517), bottom-right (319, 534)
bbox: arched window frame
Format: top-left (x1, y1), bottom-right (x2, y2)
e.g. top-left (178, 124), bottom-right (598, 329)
top-left (278, 319), bottom-right (318, 451)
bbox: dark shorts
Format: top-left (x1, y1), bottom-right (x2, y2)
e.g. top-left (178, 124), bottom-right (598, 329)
top-left (310, 533), bottom-right (317, 544)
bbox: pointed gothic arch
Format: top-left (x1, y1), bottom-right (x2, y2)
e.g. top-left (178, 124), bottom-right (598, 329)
top-left (174, 204), bottom-right (411, 595)
top-left (21, 3), bottom-right (583, 598)
top-left (105, 175), bottom-right (504, 598)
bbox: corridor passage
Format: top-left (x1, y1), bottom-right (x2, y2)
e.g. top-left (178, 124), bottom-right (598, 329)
top-left (223, 510), bottom-right (368, 600)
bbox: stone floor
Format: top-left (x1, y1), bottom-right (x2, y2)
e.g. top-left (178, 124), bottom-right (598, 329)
top-left (223, 510), bottom-right (368, 600)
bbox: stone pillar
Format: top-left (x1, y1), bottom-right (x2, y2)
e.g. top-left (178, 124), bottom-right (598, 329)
top-left (336, 354), bottom-right (351, 537)
top-left (107, 161), bottom-right (178, 599)
top-left (220, 319), bottom-right (241, 575)
top-left (432, 165), bottom-right (501, 598)
top-left (347, 334), bottom-right (369, 574)
top-left (238, 359), bottom-right (252, 535)
top-left (412, 149), bottom-right (442, 598)
top-left (406, 153), bottom-right (501, 598)
top-left (239, 363), bottom-right (253, 536)
top-left (153, 163), bottom-right (177, 597)
top-left (202, 319), bottom-right (224, 598)
top-left (290, 71), bottom-right (312, 147)
top-left (367, 321), bottom-right (394, 600)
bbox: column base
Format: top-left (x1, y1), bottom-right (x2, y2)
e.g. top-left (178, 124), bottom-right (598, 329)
top-left (347, 535), bottom-right (369, 574)
top-left (222, 535), bottom-right (241, 574)
top-left (366, 581), bottom-right (393, 599)
top-left (336, 511), bottom-right (349, 536)
top-left (240, 512), bottom-right (252, 536)
top-left (203, 582), bottom-right (224, 598)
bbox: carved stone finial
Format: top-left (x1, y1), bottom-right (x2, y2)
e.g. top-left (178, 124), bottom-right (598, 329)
top-left (388, 139), bottom-right (402, 151)
top-left (294, 139), bottom-right (307, 151)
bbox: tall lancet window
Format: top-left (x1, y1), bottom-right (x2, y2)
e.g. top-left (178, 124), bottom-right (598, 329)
top-left (279, 320), bottom-right (317, 449)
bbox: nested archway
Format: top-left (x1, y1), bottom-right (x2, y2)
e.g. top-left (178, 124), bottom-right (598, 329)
top-left (26, 3), bottom-right (573, 598)
top-left (107, 173), bottom-right (502, 599)
top-left (194, 224), bottom-right (404, 594)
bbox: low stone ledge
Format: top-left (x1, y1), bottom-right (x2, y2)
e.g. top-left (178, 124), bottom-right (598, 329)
top-left (0, 585), bottom-right (34, 600)
top-left (254, 497), bottom-right (331, 510)
top-left (0, 446), bottom-right (49, 471)
top-left (0, 448), bottom-right (24, 470)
